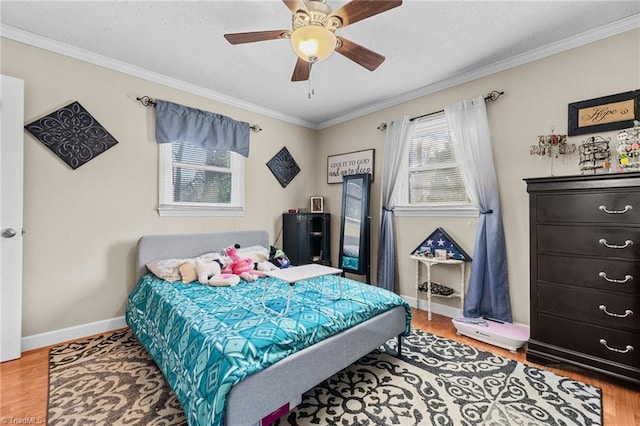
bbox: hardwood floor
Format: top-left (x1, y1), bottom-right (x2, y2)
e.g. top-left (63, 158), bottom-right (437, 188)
top-left (1, 309), bottom-right (638, 424)
top-left (412, 310), bottom-right (640, 425)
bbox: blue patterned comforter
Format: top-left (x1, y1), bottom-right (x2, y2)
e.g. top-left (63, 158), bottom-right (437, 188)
top-left (126, 273), bottom-right (411, 426)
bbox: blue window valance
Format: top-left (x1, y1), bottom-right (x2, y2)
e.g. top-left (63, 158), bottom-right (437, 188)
top-left (155, 100), bottom-right (250, 157)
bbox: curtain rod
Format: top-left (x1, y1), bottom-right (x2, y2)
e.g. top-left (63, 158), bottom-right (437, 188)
top-left (136, 96), bottom-right (263, 133)
top-left (376, 90), bottom-right (504, 131)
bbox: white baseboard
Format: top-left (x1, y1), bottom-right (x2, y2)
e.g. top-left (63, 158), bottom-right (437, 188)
top-left (401, 294), bottom-right (462, 319)
top-left (401, 294), bottom-right (531, 331)
top-left (21, 316), bottom-right (127, 352)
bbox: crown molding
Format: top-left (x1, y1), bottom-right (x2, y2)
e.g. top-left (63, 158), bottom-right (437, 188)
top-left (316, 13), bottom-right (640, 130)
top-left (2, 13), bottom-right (638, 132)
top-left (0, 24), bottom-right (317, 129)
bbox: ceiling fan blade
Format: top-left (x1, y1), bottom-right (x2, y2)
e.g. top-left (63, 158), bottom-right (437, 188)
top-left (330, 0), bottom-right (402, 28)
top-left (282, 0), bottom-right (307, 14)
top-left (224, 30), bottom-right (289, 45)
top-left (291, 57), bottom-right (311, 81)
top-left (335, 36), bottom-right (385, 71)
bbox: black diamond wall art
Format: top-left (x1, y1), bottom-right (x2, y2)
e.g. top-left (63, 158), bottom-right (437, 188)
top-left (25, 101), bottom-right (118, 170)
top-left (266, 146), bottom-right (300, 188)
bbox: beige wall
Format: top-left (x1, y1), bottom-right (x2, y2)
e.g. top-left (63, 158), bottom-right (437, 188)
top-left (317, 29), bottom-right (640, 325)
top-left (2, 28), bottom-right (638, 336)
top-left (1, 38), bottom-right (317, 336)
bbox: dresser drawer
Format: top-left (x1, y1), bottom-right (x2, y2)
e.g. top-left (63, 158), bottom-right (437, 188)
top-left (537, 191), bottom-right (640, 224)
top-left (538, 225), bottom-right (640, 259)
top-left (538, 314), bottom-right (640, 368)
top-left (538, 283), bottom-right (640, 331)
top-left (538, 254), bottom-right (639, 294)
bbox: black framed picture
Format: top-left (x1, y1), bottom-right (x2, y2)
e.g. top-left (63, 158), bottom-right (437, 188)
top-left (568, 90), bottom-right (640, 136)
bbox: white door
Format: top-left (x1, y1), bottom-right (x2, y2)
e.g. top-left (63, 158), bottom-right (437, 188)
top-left (0, 75), bottom-right (24, 362)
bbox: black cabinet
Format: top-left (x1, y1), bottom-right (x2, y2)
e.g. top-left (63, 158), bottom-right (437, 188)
top-left (282, 213), bottom-right (331, 266)
top-left (525, 172), bottom-right (640, 385)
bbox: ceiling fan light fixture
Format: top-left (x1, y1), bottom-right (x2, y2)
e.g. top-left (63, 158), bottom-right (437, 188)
top-left (291, 25), bottom-right (336, 63)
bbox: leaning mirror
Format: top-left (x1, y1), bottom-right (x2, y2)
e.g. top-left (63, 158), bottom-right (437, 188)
top-left (338, 173), bottom-right (371, 282)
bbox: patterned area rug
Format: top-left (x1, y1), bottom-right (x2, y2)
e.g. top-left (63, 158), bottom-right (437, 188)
top-left (48, 328), bottom-right (184, 425)
top-left (48, 328), bottom-right (602, 425)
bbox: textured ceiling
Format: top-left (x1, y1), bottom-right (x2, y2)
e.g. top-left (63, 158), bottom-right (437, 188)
top-left (1, 1), bottom-right (639, 128)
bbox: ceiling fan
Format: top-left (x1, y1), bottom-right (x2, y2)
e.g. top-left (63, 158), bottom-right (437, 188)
top-left (224, 0), bottom-right (402, 82)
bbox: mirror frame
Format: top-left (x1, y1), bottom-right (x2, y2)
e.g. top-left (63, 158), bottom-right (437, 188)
top-left (338, 173), bottom-right (371, 282)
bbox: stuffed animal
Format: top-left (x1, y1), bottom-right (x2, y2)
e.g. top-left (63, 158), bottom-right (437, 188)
top-left (255, 260), bottom-right (278, 273)
top-left (195, 258), bottom-right (240, 286)
top-left (235, 248), bottom-right (277, 273)
top-left (223, 244), bottom-right (264, 282)
top-left (269, 246), bottom-right (290, 269)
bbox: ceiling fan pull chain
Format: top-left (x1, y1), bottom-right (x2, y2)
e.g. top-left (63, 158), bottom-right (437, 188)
top-left (308, 62), bottom-right (314, 99)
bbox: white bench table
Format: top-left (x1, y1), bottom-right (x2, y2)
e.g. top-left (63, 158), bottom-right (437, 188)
top-left (262, 264), bottom-right (343, 315)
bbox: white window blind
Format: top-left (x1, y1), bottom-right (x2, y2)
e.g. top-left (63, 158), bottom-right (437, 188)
top-left (158, 142), bottom-right (244, 216)
top-left (396, 112), bottom-right (476, 217)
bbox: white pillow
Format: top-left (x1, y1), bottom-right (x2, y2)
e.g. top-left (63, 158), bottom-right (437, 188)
top-left (197, 251), bottom-right (225, 261)
top-left (146, 258), bottom-right (185, 282)
top-left (198, 245), bottom-right (269, 266)
top-left (237, 245), bottom-right (269, 259)
top-left (237, 244), bottom-right (268, 253)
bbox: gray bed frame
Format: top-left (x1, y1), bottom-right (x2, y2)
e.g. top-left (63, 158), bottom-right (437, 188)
top-left (135, 230), bottom-right (407, 425)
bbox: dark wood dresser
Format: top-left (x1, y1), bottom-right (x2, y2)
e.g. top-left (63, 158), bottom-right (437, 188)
top-left (525, 172), bottom-right (640, 384)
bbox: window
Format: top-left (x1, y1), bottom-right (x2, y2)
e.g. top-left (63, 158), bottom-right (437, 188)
top-left (158, 142), bottom-right (244, 216)
top-left (395, 112), bottom-right (478, 217)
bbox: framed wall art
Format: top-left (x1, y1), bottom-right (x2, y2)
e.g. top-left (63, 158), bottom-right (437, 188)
top-left (310, 196), bottom-right (324, 213)
top-left (568, 90), bottom-right (640, 136)
top-left (327, 149), bottom-right (374, 184)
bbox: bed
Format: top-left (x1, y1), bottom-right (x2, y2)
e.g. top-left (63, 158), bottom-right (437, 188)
top-left (126, 230), bottom-right (411, 426)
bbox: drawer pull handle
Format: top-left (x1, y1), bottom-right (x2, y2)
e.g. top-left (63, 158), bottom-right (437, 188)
top-left (598, 239), bottom-right (633, 249)
top-left (598, 305), bottom-right (633, 318)
top-left (599, 204), bottom-right (632, 214)
top-left (599, 339), bottom-right (634, 354)
top-left (599, 272), bottom-right (633, 284)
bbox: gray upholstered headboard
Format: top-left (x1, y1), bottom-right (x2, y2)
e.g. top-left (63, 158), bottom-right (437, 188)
top-left (136, 230), bottom-right (270, 279)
